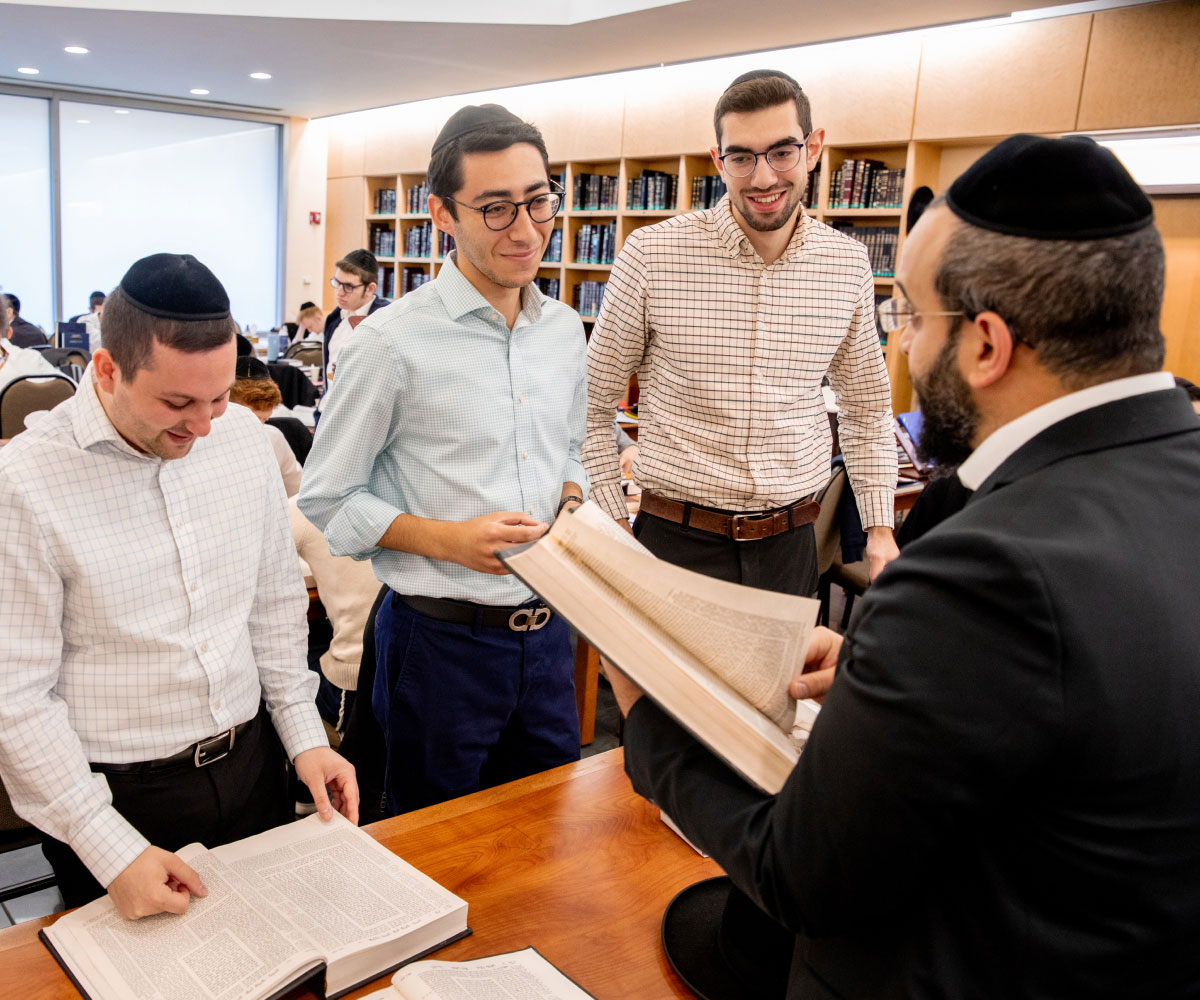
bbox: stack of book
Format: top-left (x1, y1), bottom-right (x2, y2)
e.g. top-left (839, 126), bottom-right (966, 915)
top-left (402, 267), bottom-right (430, 294)
top-left (544, 228), bottom-right (563, 263)
top-left (574, 222), bottom-right (616, 264)
top-left (627, 170), bottom-right (678, 210)
top-left (370, 223), bottom-right (396, 258)
top-left (573, 280), bottom-right (607, 317)
top-left (535, 276), bottom-right (561, 300)
top-left (572, 172), bottom-right (618, 211)
top-left (690, 175), bottom-right (727, 210)
top-left (828, 160), bottom-right (905, 209)
top-left (438, 231), bottom-right (455, 257)
top-left (833, 223), bottom-right (900, 277)
top-left (373, 188), bottom-right (397, 214)
top-left (404, 222), bottom-right (433, 258)
top-left (376, 266), bottom-right (395, 298)
top-left (803, 164), bottom-right (821, 210)
top-left (406, 181), bottom-right (430, 214)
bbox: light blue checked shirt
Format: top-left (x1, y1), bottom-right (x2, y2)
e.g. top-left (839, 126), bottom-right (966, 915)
top-left (299, 253), bottom-right (588, 606)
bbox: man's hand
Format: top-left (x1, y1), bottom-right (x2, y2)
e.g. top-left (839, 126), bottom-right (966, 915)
top-left (435, 512), bottom-right (548, 574)
top-left (107, 846), bottom-right (207, 920)
top-left (619, 444), bottom-right (639, 478)
top-left (295, 746), bottom-right (359, 824)
top-left (602, 657), bottom-right (644, 717)
top-left (788, 626), bottom-right (844, 703)
top-left (865, 525), bottom-right (900, 581)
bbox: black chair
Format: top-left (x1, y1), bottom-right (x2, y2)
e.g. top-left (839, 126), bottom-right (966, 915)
top-left (0, 374), bottom-right (77, 438)
top-left (42, 347), bottom-right (91, 370)
top-left (285, 340), bottom-right (324, 367)
top-left (338, 584), bottom-right (390, 826)
top-left (265, 416), bottom-right (312, 465)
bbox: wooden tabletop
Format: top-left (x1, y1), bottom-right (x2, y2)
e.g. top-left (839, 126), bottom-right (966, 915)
top-left (0, 750), bottom-right (721, 999)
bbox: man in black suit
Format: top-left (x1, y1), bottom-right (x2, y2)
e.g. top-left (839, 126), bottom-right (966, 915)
top-left (321, 248), bottom-right (389, 388)
top-left (2, 293), bottom-right (49, 348)
top-left (609, 134), bottom-right (1200, 999)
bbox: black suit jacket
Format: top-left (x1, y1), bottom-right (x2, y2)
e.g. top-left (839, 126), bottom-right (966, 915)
top-left (9, 318), bottom-right (49, 349)
top-left (625, 388), bottom-right (1200, 999)
top-left (321, 296), bottom-right (389, 384)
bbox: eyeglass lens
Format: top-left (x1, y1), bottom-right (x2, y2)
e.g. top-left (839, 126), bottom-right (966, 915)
top-left (481, 193), bottom-right (562, 230)
top-left (723, 145), bottom-right (804, 178)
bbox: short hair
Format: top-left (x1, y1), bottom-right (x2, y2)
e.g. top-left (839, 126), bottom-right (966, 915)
top-left (713, 71), bottom-right (812, 149)
top-left (5, 293), bottom-right (20, 316)
top-left (89, 290), bottom-right (106, 310)
top-left (297, 304), bottom-right (323, 324)
top-left (101, 286), bottom-right (236, 378)
top-left (230, 376), bottom-right (281, 413)
top-left (427, 119), bottom-right (550, 220)
top-left (334, 250), bottom-right (379, 288)
top-left (1175, 376), bottom-right (1200, 403)
top-left (0, 295), bottom-right (10, 337)
top-left (930, 196), bottom-right (1166, 387)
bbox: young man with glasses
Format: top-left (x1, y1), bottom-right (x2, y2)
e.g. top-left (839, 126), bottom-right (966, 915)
top-left (322, 248), bottom-right (390, 386)
top-left (300, 104), bottom-right (587, 816)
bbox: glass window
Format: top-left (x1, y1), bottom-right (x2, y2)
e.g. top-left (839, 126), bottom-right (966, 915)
top-left (0, 94), bottom-right (54, 334)
top-left (59, 102), bottom-right (280, 329)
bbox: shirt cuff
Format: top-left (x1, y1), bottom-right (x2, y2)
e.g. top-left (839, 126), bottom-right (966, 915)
top-left (324, 492), bottom-right (405, 560)
top-left (72, 799), bottom-right (152, 889)
top-left (562, 457), bottom-right (589, 496)
top-left (270, 699), bottom-right (330, 762)
top-left (592, 481), bottom-right (629, 522)
top-left (855, 488), bottom-right (896, 531)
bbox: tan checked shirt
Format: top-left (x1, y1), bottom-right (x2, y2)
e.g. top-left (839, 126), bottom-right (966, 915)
top-left (583, 196), bottom-right (897, 529)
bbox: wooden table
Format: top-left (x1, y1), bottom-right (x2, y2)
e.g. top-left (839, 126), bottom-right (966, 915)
top-left (0, 750), bottom-right (722, 999)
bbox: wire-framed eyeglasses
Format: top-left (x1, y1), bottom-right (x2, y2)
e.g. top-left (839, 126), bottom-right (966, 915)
top-left (329, 277), bottom-right (365, 294)
top-left (718, 137), bottom-right (810, 178)
top-left (876, 297), bottom-right (966, 334)
top-left (445, 186), bottom-right (564, 232)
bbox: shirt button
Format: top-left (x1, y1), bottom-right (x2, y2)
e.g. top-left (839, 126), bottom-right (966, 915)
top-left (518, 395), bottom-right (525, 404)
top-left (199, 643), bottom-right (208, 653)
top-left (491, 312), bottom-right (500, 322)
top-left (213, 699), bottom-right (222, 711)
top-left (175, 520), bottom-right (183, 529)
top-left (190, 582), bottom-right (197, 592)
top-left (523, 452), bottom-right (529, 460)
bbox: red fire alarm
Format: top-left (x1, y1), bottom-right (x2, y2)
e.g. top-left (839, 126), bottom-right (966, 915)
top-left (309, 211), bottom-right (321, 225)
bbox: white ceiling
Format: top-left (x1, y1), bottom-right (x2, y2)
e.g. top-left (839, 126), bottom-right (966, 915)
top-left (0, 1), bottom-right (1144, 120)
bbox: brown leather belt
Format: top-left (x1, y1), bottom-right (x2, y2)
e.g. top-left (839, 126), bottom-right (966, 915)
top-left (639, 490), bottom-right (820, 542)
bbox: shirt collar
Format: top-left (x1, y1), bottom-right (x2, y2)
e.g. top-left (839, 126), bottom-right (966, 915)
top-left (712, 194), bottom-right (810, 263)
top-left (957, 371), bottom-right (1175, 489)
top-left (434, 251), bottom-right (543, 325)
top-left (350, 298), bottom-right (374, 318)
top-left (71, 365), bottom-right (160, 460)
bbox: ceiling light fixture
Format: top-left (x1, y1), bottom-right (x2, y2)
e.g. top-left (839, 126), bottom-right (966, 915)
top-left (76, 119), bottom-right (91, 125)
top-left (64, 46), bottom-right (89, 55)
top-left (249, 72), bottom-right (271, 80)
top-left (190, 88), bottom-right (210, 95)
top-left (114, 109), bottom-right (131, 115)
top-left (17, 67), bottom-right (40, 75)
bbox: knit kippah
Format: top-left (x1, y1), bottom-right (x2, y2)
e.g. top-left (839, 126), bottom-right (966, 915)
top-left (946, 133), bottom-right (1153, 240)
top-left (432, 104), bottom-right (526, 154)
top-left (118, 253), bottom-right (230, 321)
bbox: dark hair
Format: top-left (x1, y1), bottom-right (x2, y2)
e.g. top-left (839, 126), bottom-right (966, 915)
top-left (89, 290), bottom-right (106, 309)
top-left (334, 249), bottom-right (379, 288)
top-left (713, 71), bottom-right (812, 148)
top-left (931, 196), bottom-right (1166, 387)
top-left (1175, 376), bottom-right (1200, 403)
top-left (427, 119), bottom-right (550, 220)
top-left (102, 286), bottom-right (236, 377)
top-left (5, 293), bottom-right (20, 315)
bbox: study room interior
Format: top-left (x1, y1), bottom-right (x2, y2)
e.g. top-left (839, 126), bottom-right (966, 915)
top-left (1, 1), bottom-right (1198, 997)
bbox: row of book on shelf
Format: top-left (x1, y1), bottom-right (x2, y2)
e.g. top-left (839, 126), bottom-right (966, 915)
top-left (402, 267), bottom-right (431, 294)
top-left (373, 187), bottom-right (397, 215)
top-left (370, 225), bottom-right (396, 259)
top-left (627, 170), bottom-right (679, 211)
top-left (573, 280), bottom-right (607, 318)
top-left (535, 276), bottom-right (560, 300)
top-left (690, 174), bottom-right (728, 211)
top-left (828, 160), bottom-right (906, 210)
top-left (572, 172), bottom-right (620, 211)
top-left (406, 181), bottom-right (430, 214)
top-left (833, 223), bottom-right (900, 277)
top-left (575, 222), bottom-right (616, 265)
top-left (543, 228), bottom-right (563, 263)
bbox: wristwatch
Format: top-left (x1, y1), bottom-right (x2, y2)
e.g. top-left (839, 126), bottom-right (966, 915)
top-left (557, 495), bottom-right (585, 516)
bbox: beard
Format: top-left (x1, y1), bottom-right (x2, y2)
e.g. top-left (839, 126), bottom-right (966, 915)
top-left (731, 181), bottom-right (805, 233)
top-left (911, 335), bottom-right (980, 470)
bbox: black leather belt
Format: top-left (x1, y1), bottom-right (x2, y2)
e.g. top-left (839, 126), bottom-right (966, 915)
top-left (398, 593), bottom-right (553, 632)
top-left (91, 714), bottom-right (258, 775)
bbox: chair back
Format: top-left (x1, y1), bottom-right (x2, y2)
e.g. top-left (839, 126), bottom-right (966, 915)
top-left (812, 464), bottom-right (848, 577)
top-left (0, 374), bottom-right (77, 438)
top-left (287, 342), bottom-right (323, 366)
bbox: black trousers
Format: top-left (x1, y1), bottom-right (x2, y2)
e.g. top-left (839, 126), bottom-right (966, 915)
top-left (42, 705), bottom-right (291, 908)
top-left (634, 507), bottom-right (814, 998)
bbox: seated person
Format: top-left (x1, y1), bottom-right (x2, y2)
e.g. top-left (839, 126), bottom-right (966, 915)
top-left (2, 294), bottom-right (49, 348)
top-left (289, 497), bottom-right (381, 743)
top-left (0, 296), bottom-right (58, 393)
top-left (294, 303), bottom-right (325, 345)
top-left (230, 357), bottom-right (302, 497)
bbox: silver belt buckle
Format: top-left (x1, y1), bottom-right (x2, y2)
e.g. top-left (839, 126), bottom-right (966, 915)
top-left (508, 606), bottom-right (552, 631)
top-left (194, 727), bottom-right (236, 767)
top-left (731, 512), bottom-right (772, 542)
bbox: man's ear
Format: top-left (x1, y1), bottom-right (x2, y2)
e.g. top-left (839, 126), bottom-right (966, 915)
top-left (804, 127), bottom-right (826, 172)
top-left (709, 145), bottom-right (723, 177)
top-left (93, 348), bottom-right (119, 393)
top-left (961, 312), bottom-right (1017, 390)
top-left (429, 194), bottom-right (456, 237)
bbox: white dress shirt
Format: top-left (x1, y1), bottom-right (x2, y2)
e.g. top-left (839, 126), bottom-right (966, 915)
top-left (0, 338), bottom-right (58, 393)
top-left (0, 370), bottom-right (326, 886)
top-left (958, 371), bottom-right (1175, 489)
top-left (325, 298), bottom-right (373, 374)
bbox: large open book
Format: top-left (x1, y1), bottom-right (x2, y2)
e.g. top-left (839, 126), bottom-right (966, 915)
top-left (40, 812), bottom-right (469, 1000)
top-left (363, 947), bottom-right (595, 999)
top-left (499, 502), bottom-right (821, 794)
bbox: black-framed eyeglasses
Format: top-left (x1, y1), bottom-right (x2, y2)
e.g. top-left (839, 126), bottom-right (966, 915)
top-left (876, 296), bottom-right (965, 334)
top-left (329, 277), bottom-right (365, 294)
top-left (718, 137), bottom-right (810, 178)
top-left (445, 184), bottom-right (564, 232)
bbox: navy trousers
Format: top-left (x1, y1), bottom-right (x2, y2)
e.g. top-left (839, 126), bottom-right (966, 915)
top-left (372, 592), bottom-right (580, 816)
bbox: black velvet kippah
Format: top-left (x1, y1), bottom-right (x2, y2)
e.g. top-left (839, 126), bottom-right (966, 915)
top-left (235, 356), bottom-right (271, 380)
top-left (431, 104), bottom-right (525, 154)
top-left (724, 69), bottom-right (802, 94)
top-left (946, 133), bottom-right (1153, 240)
top-left (118, 253), bottom-right (231, 321)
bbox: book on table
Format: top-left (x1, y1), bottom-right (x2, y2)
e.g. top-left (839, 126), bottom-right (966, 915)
top-left (40, 812), bottom-right (470, 1000)
top-left (362, 947), bottom-right (596, 1000)
top-left (498, 501), bottom-right (822, 795)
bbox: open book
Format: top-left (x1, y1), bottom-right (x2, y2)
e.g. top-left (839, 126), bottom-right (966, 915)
top-left (40, 812), bottom-right (469, 1000)
top-left (499, 502), bottom-right (822, 794)
top-left (363, 947), bottom-right (594, 1000)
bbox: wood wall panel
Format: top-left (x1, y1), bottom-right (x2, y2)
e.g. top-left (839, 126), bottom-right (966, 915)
top-left (1156, 197), bottom-right (1200, 383)
top-left (913, 16), bottom-right (1091, 140)
top-left (362, 107), bottom-right (405, 176)
top-left (323, 176), bottom-right (367, 311)
top-left (521, 76), bottom-right (627, 162)
top-left (621, 67), bottom-right (718, 157)
top-left (326, 119), bottom-right (365, 178)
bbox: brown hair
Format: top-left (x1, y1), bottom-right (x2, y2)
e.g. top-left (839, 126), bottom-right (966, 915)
top-left (334, 249), bottom-right (379, 289)
top-left (230, 377), bottom-right (282, 413)
top-left (713, 72), bottom-right (812, 148)
top-left (101, 286), bottom-right (235, 378)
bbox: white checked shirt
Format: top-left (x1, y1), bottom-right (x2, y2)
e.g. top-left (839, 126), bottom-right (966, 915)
top-left (584, 197), bottom-right (897, 527)
top-left (0, 372), bottom-right (326, 887)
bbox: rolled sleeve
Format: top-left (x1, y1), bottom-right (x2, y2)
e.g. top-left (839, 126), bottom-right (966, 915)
top-left (563, 362), bottom-right (590, 495)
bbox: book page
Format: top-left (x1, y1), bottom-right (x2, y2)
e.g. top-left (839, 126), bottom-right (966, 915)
top-left (553, 503), bottom-right (816, 730)
top-left (380, 947), bottom-right (594, 1000)
top-left (43, 842), bottom-right (321, 1000)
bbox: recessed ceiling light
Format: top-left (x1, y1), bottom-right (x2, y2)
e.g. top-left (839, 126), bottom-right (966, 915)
top-left (17, 67), bottom-right (40, 75)
top-left (190, 88), bottom-right (210, 95)
top-left (64, 46), bottom-right (89, 55)
top-left (249, 72), bottom-right (271, 80)
top-left (76, 119), bottom-right (91, 125)
top-left (114, 109), bottom-right (131, 115)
